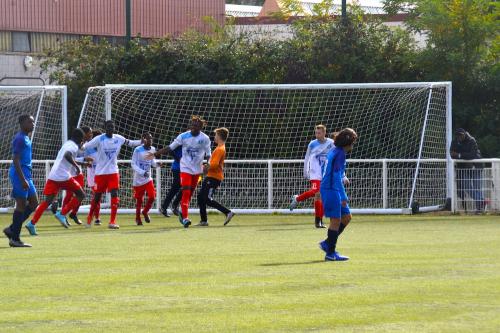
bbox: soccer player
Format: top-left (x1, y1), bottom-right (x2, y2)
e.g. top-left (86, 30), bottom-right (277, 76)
top-left (3, 115), bottom-right (38, 247)
top-left (318, 128), bottom-right (357, 261)
top-left (289, 125), bottom-right (335, 228)
top-left (58, 126), bottom-right (94, 226)
top-left (25, 129), bottom-right (88, 235)
top-left (84, 120), bottom-right (142, 229)
top-left (86, 129), bottom-right (103, 225)
top-left (197, 127), bottom-right (234, 226)
top-left (155, 116), bottom-right (211, 228)
top-left (131, 133), bottom-right (159, 226)
top-left (83, 120), bottom-right (142, 229)
top-left (159, 145), bottom-right (182, 218)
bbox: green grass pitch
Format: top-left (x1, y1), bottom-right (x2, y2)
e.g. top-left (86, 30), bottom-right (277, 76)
top-left (1, 214), bottom-right (499, 332)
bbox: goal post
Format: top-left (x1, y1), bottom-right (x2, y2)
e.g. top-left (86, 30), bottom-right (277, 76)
top-left (0, 85), bottom-right (68, 211)
top-left (77, 82), bottom-right (452, 214)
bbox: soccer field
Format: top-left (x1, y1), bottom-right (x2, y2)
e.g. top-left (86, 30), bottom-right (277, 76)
top-left (1, 214), bottom-right (499, 332)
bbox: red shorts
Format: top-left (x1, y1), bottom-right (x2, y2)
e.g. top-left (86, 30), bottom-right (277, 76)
top-left (94, 173), bottom-right (120, 193)
top-left (180, 172), bottom-right (201, 189)
top-left (133, 180), bottom-right (156, 199)
top-left (74, 173), bottom-right (85, 187)
top-left (43, 178), bottom-right (82, 196)
top-left (310, 180), bottom-right (321, 192)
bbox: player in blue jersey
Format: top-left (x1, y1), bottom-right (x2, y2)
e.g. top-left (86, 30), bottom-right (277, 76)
top-left (3, 115), bottom-right (38, 247)
top-left (318, 128), bottom-right (357, 261)
top-left (159, 145), bottom-right (182, 218)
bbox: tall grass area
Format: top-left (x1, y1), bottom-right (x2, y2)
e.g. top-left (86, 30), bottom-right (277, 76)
top-left (1, 214), bottom-right (499, 332)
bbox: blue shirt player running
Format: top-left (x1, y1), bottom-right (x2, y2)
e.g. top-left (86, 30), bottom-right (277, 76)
top-left (318, 128), bottom-right (358, 261)
top-left (3, 115), bottom-right (39, 247)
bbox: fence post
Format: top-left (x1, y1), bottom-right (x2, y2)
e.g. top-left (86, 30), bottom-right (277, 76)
top-left (451, 159), bottom-right (457, 212)
top-left (267, 160), bottom-right (273, 210)
top-left (155, 165), bottom-right (161, 210)
top-left (382, 159), bottom-right (388, 209)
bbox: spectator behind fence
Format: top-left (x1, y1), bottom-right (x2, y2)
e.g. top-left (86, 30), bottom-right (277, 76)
top-left (450, 128), bottom-right (484, 213)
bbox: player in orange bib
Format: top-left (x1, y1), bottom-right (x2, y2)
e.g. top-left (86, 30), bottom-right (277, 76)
top-left (197, 128), bottom-right (234, 226)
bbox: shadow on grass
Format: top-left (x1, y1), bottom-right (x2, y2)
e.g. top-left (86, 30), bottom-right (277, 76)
top-left (259, 260), bottom-right (325, 267)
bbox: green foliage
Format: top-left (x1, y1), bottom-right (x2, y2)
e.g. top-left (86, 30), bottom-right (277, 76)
top-left (43, 1), bottom-right (499, 156)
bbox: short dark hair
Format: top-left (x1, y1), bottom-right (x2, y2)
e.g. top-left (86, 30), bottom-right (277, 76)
top-left (104, 120), bottom-right (114, 126)
top-left (18, 114), bottom-right (31, 124)
top-left (92, 129), bottom-right (103, 136)
top-left (191, 115), bottom-right (207, 127)
top-left (71, 128), bottom-right (85, 141)
top-left (80, 125), bottom-right (92, 134)
top-left (214, 127), bottom-right (229, 141)
top-left (142, 132), bottom-right (152, 138)
top-left (334, 128), bottom-right (358, 147)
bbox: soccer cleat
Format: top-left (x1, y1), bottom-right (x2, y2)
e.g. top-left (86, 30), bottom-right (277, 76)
top-left (223, 212), bottom-right (235, 226)
top-left (94, 219), bottom-right (101, 226)
top-left (159, 206), bottom-right (170, 218)
top-left (108, 223), bottom-right (120, 230)
top-left (318, 240), bottom-right (329, 254)
top-left (325, 251), bottom-right (349, 261)
top-left (65, 217), bottom-right (71, 226)
top-left (142, 211), bottom-right (151, 223)
top-left (172, 206), bottom-right (180, 217)
top-left (197, 221), bottom-right (209, 227)
top-left (54, 212), bottom-right (70, 228)
top-left (9, 239), bottom-right (32, 248)
top-left (135, 219), bottom-right (143, 226)
top-left (315, 219), bottom-right (326, 229)
top-left (25, 221), bottom-right (38, 236)
top-left (178, 213), bottom-right (184, 225)
top-left (69, 213), bottom-right (83, 225)
top-left (182, 218), bottom-right (191, 228)
top-left (3, 227), bottom-right (13, 240)
top-left (289, 195), bottom-right (299, 211)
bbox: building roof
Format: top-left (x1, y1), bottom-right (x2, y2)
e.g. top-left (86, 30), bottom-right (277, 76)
top-left (226, 4), bottom-right (262, 17)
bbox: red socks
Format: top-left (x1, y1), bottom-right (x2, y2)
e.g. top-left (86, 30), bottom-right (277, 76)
top-left (61, 196), bottom-right (80, 216)
top-left (110, 197), bottom-right (119, 225)
top-left (31, 201), bottom-right (49, 225)
top-left (314, 199), bottom-right (324, 218)
top-left (135, 198), bottom-right (142, 221)
top-left (180, 189), bottom-right (192, 219)
top-left (297, 188), bottom-right (318, 202)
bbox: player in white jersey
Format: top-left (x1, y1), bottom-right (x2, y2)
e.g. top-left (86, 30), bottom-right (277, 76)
top-left (56, 126), bottom-right (94, 226)
top-left (131, 133), bottom-right (159, 226)
top-left (290, 125), bottom-right (335, 228)
top-left (155, 116), bottom-right (211, 228)
top-left (83, 120), bottom-right (142, 229)
top-left (27, 129), bottom-right (87, 234)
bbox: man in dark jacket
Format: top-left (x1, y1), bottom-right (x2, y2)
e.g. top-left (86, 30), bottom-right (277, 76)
top-left (450, 128), bottom-right (484, 213)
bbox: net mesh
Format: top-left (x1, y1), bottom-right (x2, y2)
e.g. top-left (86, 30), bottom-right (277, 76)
top-left (77, 84), bottom-right (450, 211)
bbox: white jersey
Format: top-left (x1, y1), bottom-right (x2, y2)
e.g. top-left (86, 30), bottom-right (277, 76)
top-left (48, 140), bottom-right (80, 182)
top-left (304, 138), bottom-right (335, 181)
top-left (84, 146), bottom-right (98, 187)
top-left (169, 131), bottom-right (211, 175)
top-left (131, 145), bottom-right (157, 186)
top-left (84, 134), bottom-right (141, 176)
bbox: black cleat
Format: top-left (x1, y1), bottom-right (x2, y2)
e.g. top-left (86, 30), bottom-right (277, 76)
top-left (142, 212), bottom-right (151, 223)
top-left (94, 219), bottom-right (101, 226)
top-left (315, 218), bottom-right (326, 229)
top-left (9, 239), bottom-right (32, 247)
top-left (69, 213), bottom-right (83, 225)
top-left (3, 227), bottom-right (13, 240)
top-left (159, 207), bottom-right (170, 218)
top-left (172, 206), bottom-right (180, 217)
top-left (136, 219), bottom-right (143, 226)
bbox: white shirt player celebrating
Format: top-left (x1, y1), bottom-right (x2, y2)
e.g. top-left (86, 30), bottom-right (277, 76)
top-left (131, 132), bottom-right (159, 226)
top-left (155, 116), bottom-right (211, 228)
top-left (290, 125), bottom-right (335, 228)
top-left (83, 120), bottom-right (142, 229)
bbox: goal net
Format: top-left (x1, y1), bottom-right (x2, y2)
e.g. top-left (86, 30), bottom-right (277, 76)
top-left (0, 86), bottom-right (67, 211)
top-left (78, 83), bottom-right (452, 214)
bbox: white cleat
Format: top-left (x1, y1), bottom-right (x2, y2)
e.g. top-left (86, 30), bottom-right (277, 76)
top-left (289, 195), bottom-right (299, 211)
top-left (108, 223), bottom-right (120, 230)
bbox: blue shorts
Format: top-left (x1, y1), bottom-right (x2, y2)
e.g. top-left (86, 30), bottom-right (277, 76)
top-left (9, 169), bottom-right (37, 199)
top-left (320, 189), bottom-right (350, 218)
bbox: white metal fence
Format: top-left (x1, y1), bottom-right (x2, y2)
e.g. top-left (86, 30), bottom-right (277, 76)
top-left (1, 159), bottom-right (498, 214)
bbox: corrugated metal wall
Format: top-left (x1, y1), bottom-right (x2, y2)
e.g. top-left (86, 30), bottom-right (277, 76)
top-left (0, 31), bottom-right (11, 52)
top-left (0, 0), bottom-right (224, 38)
top-left (31, 33), bottom-right (81, 53)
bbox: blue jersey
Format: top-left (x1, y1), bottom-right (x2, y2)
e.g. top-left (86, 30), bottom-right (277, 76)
top-left (171, 146), bottom-right (182, 172)
top-left (320, 147), bottom-right (347, 201)
top-left (9, 131), bottom-right (32, 178)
